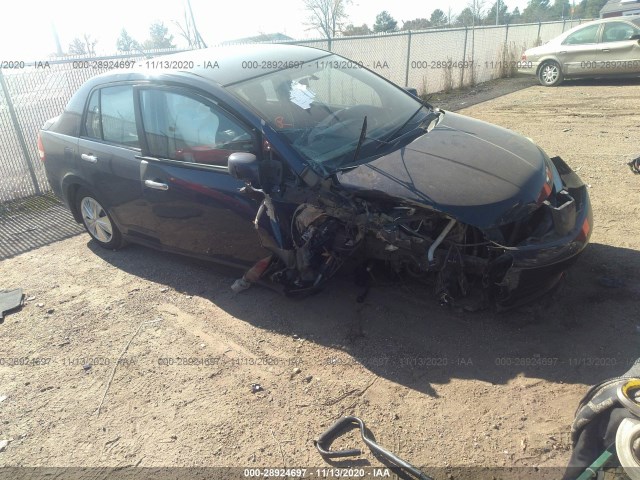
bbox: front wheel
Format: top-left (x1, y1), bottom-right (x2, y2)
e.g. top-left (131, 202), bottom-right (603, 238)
top-left (76, 188), bottom-right (124, 249)
top-left (537, 61), bottom-right (564, 87)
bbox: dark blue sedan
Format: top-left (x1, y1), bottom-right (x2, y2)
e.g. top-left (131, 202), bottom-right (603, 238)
top-left (39, 44), bottom-right (592, 310)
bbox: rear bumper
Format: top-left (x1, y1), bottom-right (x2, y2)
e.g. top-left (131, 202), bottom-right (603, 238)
top-left (518, 61), bottom-right (540, 76)
top-left (495, 156), bottom-right (592, 308)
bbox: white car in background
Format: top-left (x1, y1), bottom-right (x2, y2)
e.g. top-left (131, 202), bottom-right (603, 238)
top-left (520, 15), bottom-right (640, 86)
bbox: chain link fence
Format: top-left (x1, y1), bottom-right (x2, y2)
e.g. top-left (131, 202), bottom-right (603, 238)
top-left (0, 50), bottom-right (185, 204)
top-left (0, 19), bottom-right (587, 204)
top-left (285, 19), bottom-right (587, 94)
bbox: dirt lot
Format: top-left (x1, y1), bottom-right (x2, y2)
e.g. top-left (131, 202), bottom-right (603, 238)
top-left (1, 78), bottom-right (639, 479)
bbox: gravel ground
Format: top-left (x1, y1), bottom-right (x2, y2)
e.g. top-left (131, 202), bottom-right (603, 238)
top-left (1, 76), bottom-right (639, 479)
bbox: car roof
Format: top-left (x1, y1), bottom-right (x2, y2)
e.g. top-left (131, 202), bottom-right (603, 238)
top-left (547, 15), bottom-right (640, 43)
top-left (568, 15), bottom-right (640, 29)
top-left (132, 44), bottom-right (332, 87)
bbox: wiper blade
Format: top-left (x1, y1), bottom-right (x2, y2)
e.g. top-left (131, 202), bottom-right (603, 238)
top-left (352, 116), bottom-right (367, 165)
top-left (377, 98), bottom-right (433, 150)
top-left (333, 164), bottom-right (359, 174)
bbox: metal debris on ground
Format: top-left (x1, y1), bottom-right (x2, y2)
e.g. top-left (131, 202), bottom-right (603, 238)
top-left (251, 383), bottom-right (263, 394)
top-left (231, 256), bottom-right (273, 293)
top-left (231, 278), bottom-right (251, 293)
top-left (0, 288), bottom-right (24, 321)
top-left (315, 416), bottom-right (432, 480)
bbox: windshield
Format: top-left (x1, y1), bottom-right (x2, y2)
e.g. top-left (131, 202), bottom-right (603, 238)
top-left (227, 54), bottom-right (433, 175)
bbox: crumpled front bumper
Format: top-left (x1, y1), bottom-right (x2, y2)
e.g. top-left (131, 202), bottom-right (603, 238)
top-left (495, 156), bottom-right (593, 308)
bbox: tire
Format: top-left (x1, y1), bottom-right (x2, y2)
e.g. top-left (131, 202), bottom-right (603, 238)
top-left (75, 188), bottom-right (124, 249)
top-left (537, 61), bottom-right (564, 87)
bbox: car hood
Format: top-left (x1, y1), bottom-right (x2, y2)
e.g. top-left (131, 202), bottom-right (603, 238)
top-left (337, 111), bottom-right (549, 229)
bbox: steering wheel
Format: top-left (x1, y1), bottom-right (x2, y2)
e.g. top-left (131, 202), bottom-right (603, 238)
top-left (306, 105), bottom-right (386, 145)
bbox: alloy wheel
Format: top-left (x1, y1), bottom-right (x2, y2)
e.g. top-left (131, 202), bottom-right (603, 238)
top-left (80, 196), bottom-right (113, 243)
top-left (541, 64), bottom-right (559, 85)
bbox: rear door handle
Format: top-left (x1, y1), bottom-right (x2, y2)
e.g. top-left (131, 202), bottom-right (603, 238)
top-left (81, 153), bottom-right (98, 163)
top-left (144, 179), bottom-right (169, 191)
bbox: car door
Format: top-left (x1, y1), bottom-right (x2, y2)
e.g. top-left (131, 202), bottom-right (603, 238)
top-left (598, 21), bottom-right (640, 75)
top-left (558, 23), bottom-right (602, 76)
top-left (134, 85), bottom-right (269, 266)
top-left (78, 85), bottom-right (146, 233)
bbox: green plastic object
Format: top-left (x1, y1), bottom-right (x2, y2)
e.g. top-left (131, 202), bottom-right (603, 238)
top-left (575, 443), bottom-right (617, 480)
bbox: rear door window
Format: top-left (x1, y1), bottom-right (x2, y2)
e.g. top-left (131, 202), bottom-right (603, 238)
top-left (82, 85), bottom-right (139, 148)
top-left (602, 22), bottom-right (638, 42)
top-left (84, 90), bottom-right (101, 139)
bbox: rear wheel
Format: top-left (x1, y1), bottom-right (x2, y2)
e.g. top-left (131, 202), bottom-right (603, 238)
top-left (76, 188), bottom-right (124, 249)
top-left (537, 61), bottom-right (564, 87)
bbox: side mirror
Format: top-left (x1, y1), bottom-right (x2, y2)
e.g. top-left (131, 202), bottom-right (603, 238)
top-left (631, 34), bottom-right (640, 40)
top-left (404, 87), bottom-right (419, 97)
top-left (228, 152), bottom-right (261, 186)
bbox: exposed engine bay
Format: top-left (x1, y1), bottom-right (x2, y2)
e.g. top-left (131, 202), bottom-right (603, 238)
top-left (226, 123), bottom-right (590, 311)
top-left (238, 179), bottom-right (559, 311)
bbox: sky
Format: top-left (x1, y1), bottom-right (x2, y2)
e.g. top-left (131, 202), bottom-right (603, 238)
top-left (0, 0), bottom-right (531, 60)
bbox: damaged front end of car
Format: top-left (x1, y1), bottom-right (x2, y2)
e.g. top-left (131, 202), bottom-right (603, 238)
top-left (229, 120), bottom-right (592, 310)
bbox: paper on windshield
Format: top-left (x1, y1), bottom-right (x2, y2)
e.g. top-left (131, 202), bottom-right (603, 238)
top-left (289, 81), bottom-right (316, 110)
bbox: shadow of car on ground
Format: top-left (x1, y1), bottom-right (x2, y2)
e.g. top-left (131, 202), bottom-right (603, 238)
top-left (87, 238), bottom-right (640, 398)
top-left (558, 77), bottom-right (640, 88)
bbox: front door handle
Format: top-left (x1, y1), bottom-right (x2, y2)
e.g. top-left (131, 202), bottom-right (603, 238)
top-left (144, 179), bottom-right (169, 191)
top-left (81, 153), bottom-right (98, 163)
top-left (602, 48), bottom-right (610, 52)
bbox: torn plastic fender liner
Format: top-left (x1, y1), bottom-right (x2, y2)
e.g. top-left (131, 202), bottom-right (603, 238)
top-left (255, 193), bottom-right (284, 248)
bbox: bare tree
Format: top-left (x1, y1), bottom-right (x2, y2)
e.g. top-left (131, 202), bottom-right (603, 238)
top-left (302, 0), bottom-right (351, 38)
top-left (174, 10), bottom-right (197, 48)
top-left (68, 34), bottom-right (97, 55)
top-left (468, 0), bottom-right (487, 25)
top-left (84, 34), bottom-right (97, 55)
top-left (169, 0), bottom-right (209, 50)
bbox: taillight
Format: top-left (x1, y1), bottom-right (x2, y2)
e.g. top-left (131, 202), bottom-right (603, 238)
top-left (37, 132), bottom-right (46, 162)
top-left (521, 53), bottom-right (527, 61)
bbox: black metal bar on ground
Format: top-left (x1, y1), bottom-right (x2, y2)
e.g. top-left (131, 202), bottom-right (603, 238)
top-left (0, 70), bottom-right (41, 196)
